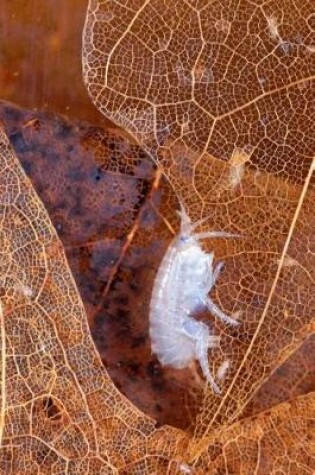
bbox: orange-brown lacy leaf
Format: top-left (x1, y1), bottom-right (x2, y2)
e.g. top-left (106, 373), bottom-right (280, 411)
top-left (241, 335), bottom-right (315, 419)
top-left (82, 0), bottom-right (315, 441)
top-left (114, 391), bottom-right (315, 473)
top-left (192, 161), bottom-right (315, 443)
top-left (194, 391), bottom-right (315, 474)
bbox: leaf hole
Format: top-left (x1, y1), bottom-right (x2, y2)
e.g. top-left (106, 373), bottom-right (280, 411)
top-left (43, 397), bottom-right (63, 421)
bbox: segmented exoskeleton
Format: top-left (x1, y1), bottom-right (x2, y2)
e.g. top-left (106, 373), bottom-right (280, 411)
top-left (149, 206), bottom-right (239, 394)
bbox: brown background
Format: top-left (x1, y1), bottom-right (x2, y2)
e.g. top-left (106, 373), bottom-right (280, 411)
top-left (0, 0), bottom-right (107, 126)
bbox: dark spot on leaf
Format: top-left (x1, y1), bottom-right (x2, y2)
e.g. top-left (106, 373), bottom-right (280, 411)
top-left (43, 397), bottom-right (63, 421)
top-left (147, 360), bottom-right (163, 379)
top-left (131, 333), bottom-right (147, 348)
top-left (114, 295), bottom-right (129, 306)
top-left (54, 121), bottom-right (72, 138)
top-left (9, 131), bottom-right (29, 153)
top-left (21, 160), bottom-right (33, 175)
top-left (116, 308), bottom-right (130, 322)
top-left (125, 360), bottom-right (141, 377)
top-left (91, 167), bottom-right (102, 182)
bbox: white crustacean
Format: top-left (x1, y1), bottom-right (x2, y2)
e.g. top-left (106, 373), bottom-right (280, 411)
top-left (149, 205), bottom-right (240, 394)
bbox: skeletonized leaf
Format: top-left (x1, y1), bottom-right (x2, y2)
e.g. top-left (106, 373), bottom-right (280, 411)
top-left (82, 0), bottom-right (315, 443)
top-left (241, 335), bottom-right (315, 420)
top-left (194, 391), bottom-right (315, 474)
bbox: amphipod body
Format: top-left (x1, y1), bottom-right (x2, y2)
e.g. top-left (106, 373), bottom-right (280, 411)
top-left (149, 206), bottom-right (239, 394)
